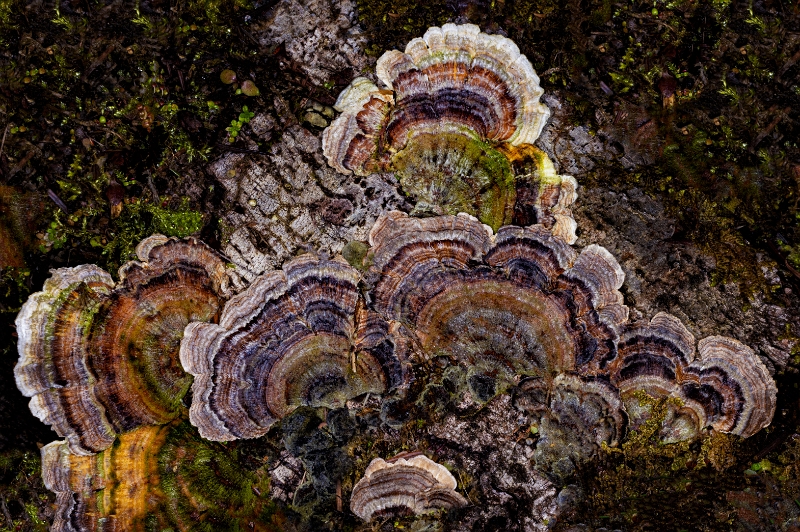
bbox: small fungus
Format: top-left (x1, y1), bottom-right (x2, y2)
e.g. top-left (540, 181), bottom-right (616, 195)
top-left (104, 179), bottom-right (125, 219)
top-left (15, 236), bottom-right (235, 454)
top-left (240, 80), bottom-right (260, 96)
top-left (350, 454), bottom-right (467, 521)
top-left (220, 69), bottom-right (237, 84)
top-left (0, 185), bottom-right (40, 268)
top-left (658, 72), bottom-right (677, 109)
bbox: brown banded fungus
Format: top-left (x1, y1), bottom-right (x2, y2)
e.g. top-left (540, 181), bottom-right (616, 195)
top-left (181, 253), bottom-right (409, 441)
top-left (322, 24), bottom-right (576, 237)
top-left (608, 312), bottom-right (777, 441)
top-left (42, 425), bottom-right (166, 531)
top-left (15, 236), bottom-right (233, 454)
top-left (367, 210), bottom-right (627, 392)
top-left (350, 454), bottom-right (467, 520)
top-left (367, 210), bottom-right (776, 455)
top-left (41, 421), bottom-right (264, 532)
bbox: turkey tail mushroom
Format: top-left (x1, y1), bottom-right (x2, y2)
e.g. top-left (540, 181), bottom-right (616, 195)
top-left (350, 455), bottom-right (467, 520)
top-left (322, 24), bottom-right (575, 234)
top-left (14, 236), bottom-right (233, 454)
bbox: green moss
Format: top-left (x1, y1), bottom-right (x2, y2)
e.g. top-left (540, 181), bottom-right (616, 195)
top-left (40, 197), bottom-right (205, 274)
top-left (0, 0), bottom-right (270, 280)
top-left (156, 422), bottom-right (260, 531)
top-left (226, 105), bottom-right (255, 142)
top-left (341, 240), bottom-right (370, 271)
top-left (0, 450), bottom-right (50, 531)
top-left (393, 132), bottom-right (515, 231)
top-left (149, 199), bottom-right (204, 238)
top-left (355, 0), bottom-right (450, 54)
top-left (0, 267), bottom-right (31, 316)
top-left (580, 390), bottom-right (742, 529)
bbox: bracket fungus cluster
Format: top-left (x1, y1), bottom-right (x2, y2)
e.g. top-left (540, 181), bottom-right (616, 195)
top-left (177, 210), bottom-right (776, 494)
top-left (14, 236), bottom-right (234, 454)
top-left (608, 312), bottom-right (777, 441)
top-left (364, 211), bottom-right (775, 441)
top-left (366, 210), bottom-right (627, 386)
top-left (322, 23), bottom-right (576, 239)
top-left (14, 23), bottom-right (781, 531)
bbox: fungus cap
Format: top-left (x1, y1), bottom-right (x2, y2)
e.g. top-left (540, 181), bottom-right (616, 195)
top-left (350, 454), bottom-right (467, 520)
top-left (367, 211), bottom-right (626, 386)
top-left (322, 24), bottom-right (566, 232)
top-left (14, 236), bottom-right (232, 454)
top-left (41, 421), bottom-right (262, 532)
top-left (609, 312), bottom-right (777, 440)
top-left (181, 253), bottom-right (409, 441)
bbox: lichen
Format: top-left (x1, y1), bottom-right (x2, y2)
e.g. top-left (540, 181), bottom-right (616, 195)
top-left (393, 132), bottom-right (516, 231)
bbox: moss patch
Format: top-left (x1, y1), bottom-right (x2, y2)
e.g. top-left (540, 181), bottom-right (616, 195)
top-left (392, 132), bottom-right (515, 231)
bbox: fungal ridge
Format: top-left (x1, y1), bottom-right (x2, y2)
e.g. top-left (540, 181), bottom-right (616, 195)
top-left (181, 253), bottom-right (410, 441)
top-left (14, 236), bottom-right (231, 454)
